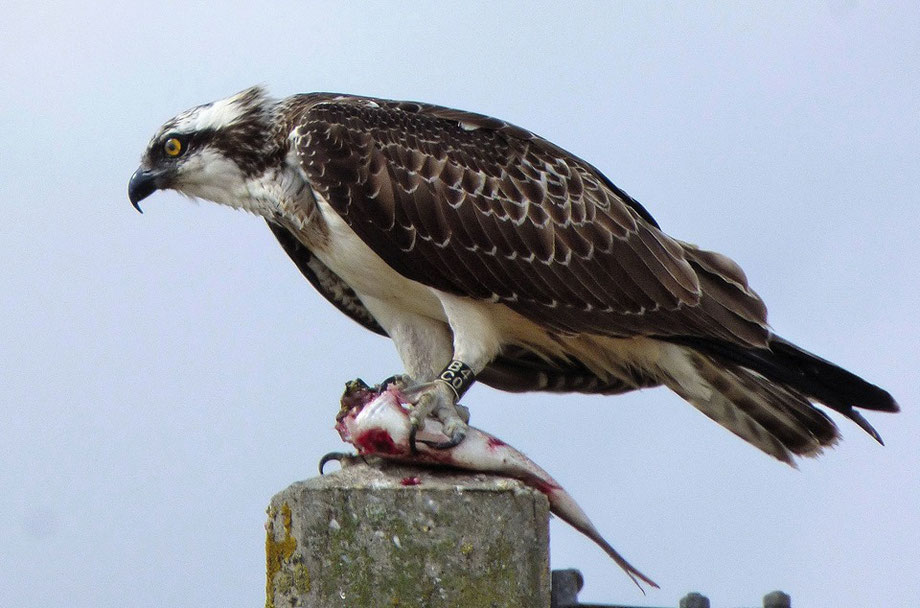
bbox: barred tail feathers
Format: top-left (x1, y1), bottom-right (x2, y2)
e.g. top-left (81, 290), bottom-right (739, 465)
top-left (655, 336), bottom-right (897, 464)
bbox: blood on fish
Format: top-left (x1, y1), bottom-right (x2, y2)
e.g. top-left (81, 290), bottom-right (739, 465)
top-left (354, 429), bottom-right (401, 455)
top-left (486, 436), bottom-right (506, 449)
top-left (530, 478), bottom-right (561, 496)
top-left (336, 383), bottom-right (659, 591)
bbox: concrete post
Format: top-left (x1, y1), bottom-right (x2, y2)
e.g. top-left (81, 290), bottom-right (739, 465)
top-left (265, 458), bottom-right (551, 608)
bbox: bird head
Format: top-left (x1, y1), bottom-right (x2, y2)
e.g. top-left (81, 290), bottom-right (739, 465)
top-left (128, 86), bottom-right (282, 212)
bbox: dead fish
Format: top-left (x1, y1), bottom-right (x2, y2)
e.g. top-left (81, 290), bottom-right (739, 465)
top-left (328, 382), bottom-right (658, 592)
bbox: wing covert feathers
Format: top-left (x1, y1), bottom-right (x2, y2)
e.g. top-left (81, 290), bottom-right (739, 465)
top-left (267, 221), bottom-right (658, 396)
top-left (288, 94), bottom-right (770, 345)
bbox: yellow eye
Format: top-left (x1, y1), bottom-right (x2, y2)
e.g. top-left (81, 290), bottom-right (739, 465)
top-left (164, 137), bottom-right (183, 157)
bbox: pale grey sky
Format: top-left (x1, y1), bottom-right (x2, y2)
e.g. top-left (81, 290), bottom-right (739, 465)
top-left (1, 2), bottom-right (918, 606)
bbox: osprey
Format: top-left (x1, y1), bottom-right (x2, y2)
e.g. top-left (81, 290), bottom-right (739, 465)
top-left (129, 87), bottom-right (897, 463)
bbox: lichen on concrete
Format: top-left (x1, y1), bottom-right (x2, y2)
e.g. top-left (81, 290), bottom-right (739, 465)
top-left (265, 502), bottom-right (298, 608)
top-left (266, 459), bottom-right (551, 607)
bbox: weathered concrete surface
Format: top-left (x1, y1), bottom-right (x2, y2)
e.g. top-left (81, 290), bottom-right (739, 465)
top-left (266, 458), bottom-right (550, 608)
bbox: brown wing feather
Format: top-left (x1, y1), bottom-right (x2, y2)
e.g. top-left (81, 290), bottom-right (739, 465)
top-left (267, 219), bottom-right (644, 395)
top-left (289, 94), bottom-right (768, 345)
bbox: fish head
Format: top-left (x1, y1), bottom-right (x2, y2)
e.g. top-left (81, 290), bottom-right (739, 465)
top-left (336, 385), bottom-right (414, 456)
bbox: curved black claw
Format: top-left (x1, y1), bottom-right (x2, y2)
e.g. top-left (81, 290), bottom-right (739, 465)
top-left (418, 427), bottom-right (467, 450)
top-left (318, 451), bottom-right (353, 475)
top-left (379, 375), bottom-right (399, 388)
top-left (408, 425), bottom-right (419, 456)
top-left (377, 374), bottom-right (411, 392)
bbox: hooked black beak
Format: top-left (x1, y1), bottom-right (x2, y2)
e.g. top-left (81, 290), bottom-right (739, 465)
top-left (128, 167), bottom-right (165, 213)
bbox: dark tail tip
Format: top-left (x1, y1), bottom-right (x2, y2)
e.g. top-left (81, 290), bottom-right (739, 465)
top-left (663, 334), bottom-right (899, 443)
top-left (767, 336), bottom-right (899, 414)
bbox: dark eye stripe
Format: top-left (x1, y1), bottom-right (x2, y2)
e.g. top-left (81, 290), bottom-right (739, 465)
top-left (156, 130), bottom-right (214, 161)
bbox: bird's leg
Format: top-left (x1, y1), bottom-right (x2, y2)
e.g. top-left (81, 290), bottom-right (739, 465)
top-left (402, 295), bottom-right (503, 450)
top-left (404, 360), bottom-right (476, 451)
top-left (361, 297), bottom-right (497, 450)
top-left (399, 293), bottom-right (503, 450)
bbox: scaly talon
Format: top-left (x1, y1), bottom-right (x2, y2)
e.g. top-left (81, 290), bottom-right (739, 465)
top-left (403, 380), bottom-right (470, 452)
top-left (453, 403), bottom-right (471, 424)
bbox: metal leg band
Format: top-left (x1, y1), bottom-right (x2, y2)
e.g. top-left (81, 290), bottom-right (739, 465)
top-left (435, 359), bottom-right (476, 401)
